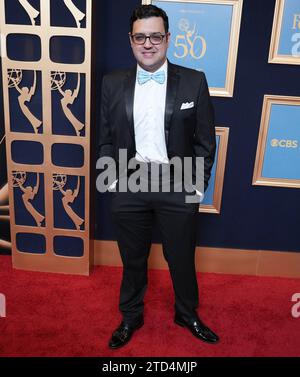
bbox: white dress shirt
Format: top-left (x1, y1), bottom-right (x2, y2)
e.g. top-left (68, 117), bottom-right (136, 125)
top-left (133, 61), bottom-right (169, 163)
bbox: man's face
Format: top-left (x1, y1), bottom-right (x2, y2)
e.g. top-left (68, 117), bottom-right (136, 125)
top-left (130, 16), bottom-right (170, 72)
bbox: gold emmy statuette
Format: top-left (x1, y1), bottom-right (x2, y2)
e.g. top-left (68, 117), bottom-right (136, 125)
top-left (51, 72), bottom-right (85, 136)
top-left (8, 69), bottom-right (42, 134)
top-left (12, 171), bottom-right (45, 227)
top-left (63, 0), bottom-right (86, 28)
top-left (53, 174), bottom-right (84, 230)
top-left (18, 0), bottom-right (39, 25)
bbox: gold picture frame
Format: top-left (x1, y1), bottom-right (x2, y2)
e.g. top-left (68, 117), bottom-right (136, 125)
top-left (142, 0), bottom-right (243, 97)
top-left (200, 127), bottom-right (229, 214)
top-left (269, 0), bottom-right (300, 65)
top-left (253, 95), bottom-right (300, 188)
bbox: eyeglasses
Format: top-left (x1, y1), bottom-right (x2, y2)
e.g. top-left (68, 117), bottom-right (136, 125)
top-left (130, 33), bottom-right (166, 45)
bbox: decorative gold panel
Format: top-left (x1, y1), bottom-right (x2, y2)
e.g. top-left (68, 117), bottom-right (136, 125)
top-left (0, 0), bottom-right (93, 275)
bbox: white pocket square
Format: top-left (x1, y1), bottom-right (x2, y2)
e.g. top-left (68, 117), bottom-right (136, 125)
top-left (180, 101), bottom-right (194, 110)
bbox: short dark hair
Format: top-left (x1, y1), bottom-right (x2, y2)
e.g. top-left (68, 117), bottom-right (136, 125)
top-left (130, 4), bottom-right (169, 33)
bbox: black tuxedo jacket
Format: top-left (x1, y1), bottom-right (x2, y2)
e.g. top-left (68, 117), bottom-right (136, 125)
top-left (98, 61), bottom-right (216, 191)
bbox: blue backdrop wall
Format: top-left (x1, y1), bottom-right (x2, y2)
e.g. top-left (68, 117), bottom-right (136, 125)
top-left (0, 0), bottom-right (299, 255)
top-left (94, 0), bottom-right (300, 253)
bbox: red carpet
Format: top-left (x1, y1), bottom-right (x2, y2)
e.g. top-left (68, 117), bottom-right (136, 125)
top-left (0, 254), bottom-right (300, 357)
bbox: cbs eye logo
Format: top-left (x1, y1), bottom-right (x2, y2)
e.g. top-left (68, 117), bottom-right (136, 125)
top-left (271, 139), bottom-right (298, 148)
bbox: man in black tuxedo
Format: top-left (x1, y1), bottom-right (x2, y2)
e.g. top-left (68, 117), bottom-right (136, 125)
top-left (98, 4), bottom-right (218, 349)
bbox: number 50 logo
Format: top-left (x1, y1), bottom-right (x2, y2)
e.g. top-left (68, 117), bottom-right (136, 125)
top-left (174, 19), bottom-right (207, 60)
top-left (0, 293), bottom-right (6, 317)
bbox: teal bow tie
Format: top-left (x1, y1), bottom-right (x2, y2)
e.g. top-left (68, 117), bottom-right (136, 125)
top-left (137, 70), bottom-right (166, 85)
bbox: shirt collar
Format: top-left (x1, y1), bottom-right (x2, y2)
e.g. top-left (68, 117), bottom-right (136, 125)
top-left (137, 60), bottom-right (168, 76)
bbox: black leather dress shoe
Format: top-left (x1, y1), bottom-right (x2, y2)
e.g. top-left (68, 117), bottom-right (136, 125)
top-left (109, 318), bottom-right (144, 349)
top-left (174, 314), bottom-right (219, 344)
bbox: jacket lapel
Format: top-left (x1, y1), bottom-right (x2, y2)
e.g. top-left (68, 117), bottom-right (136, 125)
top-left (164, 62), bottom-right (179, 146)
top-left (124, 66), bottom-right (137, 140)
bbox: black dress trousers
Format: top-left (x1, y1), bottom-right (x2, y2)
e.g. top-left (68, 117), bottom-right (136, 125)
top-left (110, 163), bottom-right (200, 325)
